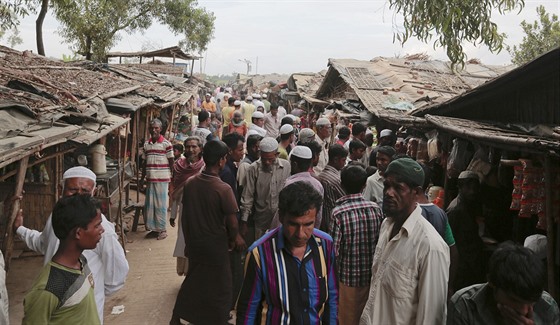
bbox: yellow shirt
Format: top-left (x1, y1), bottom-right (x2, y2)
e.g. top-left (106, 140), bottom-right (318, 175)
top-left (201, 101), bottom-right (216, 113)
top-left (222, 106), bottom-right (235, 127)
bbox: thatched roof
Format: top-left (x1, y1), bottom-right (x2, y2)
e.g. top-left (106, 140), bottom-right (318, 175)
top-left (106, 46), bottom-right (199, 61)
top-left (410, 47), bottom-right (560, 125)
top-left (315, 57), bottom-right (512, 118)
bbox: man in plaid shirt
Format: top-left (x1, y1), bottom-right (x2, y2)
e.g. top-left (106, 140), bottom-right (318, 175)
top-left (329, 165), bottom-right (383, 325)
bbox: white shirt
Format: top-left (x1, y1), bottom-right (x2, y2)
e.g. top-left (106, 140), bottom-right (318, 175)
top-left (313, 134), bottom-right (329, 174)
top-left (363, 170), bottom-right (384, 206)
top-left (360, 206), bottom-right (450, 325)
top-left (17, 214), bottom-right (129, 323)
top-left (248, 123), bottom-right (267, 137)
top-left (0, 251), bottom-right (7, 325)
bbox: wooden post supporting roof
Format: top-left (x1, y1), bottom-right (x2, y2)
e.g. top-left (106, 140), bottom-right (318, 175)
top-left (545, 156), bottom-right (557, 300)
top-left (3, 156), bottom-right (29, 271)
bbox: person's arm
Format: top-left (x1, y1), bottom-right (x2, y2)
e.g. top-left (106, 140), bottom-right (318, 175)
top-left (235, 250), bottom-right (263, 324)
top-left (240, 165), bottom-right (257, 234)
top-left (416, 249), bottom-right (449, 325)
top-left (226, 212), bottom-right (246, 252)
top-left (444, 221), bottom-right (459, 297)
top-left (96, 217), bottom-right (129, 296)
top-left (323, 240), bottom-right (338, 322)
top-left (23, 288), bottom-right (59, 325)
top-left (362, 177), bottom-right (374, 202)
top-left (15, 211), bottom-right (51, 256)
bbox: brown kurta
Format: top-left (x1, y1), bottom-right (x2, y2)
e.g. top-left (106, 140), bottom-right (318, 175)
top-left (172, 171), bottom-right (238, 324)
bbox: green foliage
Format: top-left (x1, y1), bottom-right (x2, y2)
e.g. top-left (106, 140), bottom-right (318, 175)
top-left (52, 0), bottom-right (214, 61)
top-left (507, 5), bottom-right (560, 65)
top-left (390, 0), bottom-right (525, 70)
top-left (0, 0), bottom-right (36, 30)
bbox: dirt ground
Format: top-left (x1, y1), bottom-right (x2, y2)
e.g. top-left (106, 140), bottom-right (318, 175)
top-left (7, 194), bottom-right (187, 324)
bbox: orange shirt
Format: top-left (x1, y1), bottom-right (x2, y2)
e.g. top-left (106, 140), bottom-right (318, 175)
top-left (201, 100), bottom-right (217, 113)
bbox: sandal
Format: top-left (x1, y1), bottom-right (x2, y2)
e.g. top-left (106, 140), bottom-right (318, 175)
top-left (157, 231), bottom-right (168, 240)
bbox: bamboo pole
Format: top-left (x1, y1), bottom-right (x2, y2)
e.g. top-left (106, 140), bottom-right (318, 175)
top-left (545, 156), bottom-right (557, 300)
top-left (116, 130), bottom-right (127, 253)
top-left (4, 156), bottom-right (29, 271)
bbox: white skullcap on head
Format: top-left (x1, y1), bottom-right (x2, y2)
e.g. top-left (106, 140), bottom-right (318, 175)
top-left (524, 234), bottom-right (547, 260)
top-left (234, 100), bottom-right (242, 106)
top-left (63, 166), bottom-right (96, 182)
top-left (280, 124), bottom-right (294, 135)
top-left (247, 129), bottom-right (260, 137)
top-left (316, 117), bottom-right (330, 126)
top-left (379, 129), bottom-right (393, 138)
top-left (255, 101), bottom-right (265, 108)
top-left (262, 93), bottom-right (268, 98)
top-left (205, 93), bottom-right (211, 96)
top-left (253, 93), bottom-right (262, 99)
top-left (260, 137), bottom-right (279, 153)
top-left (252, 111), bottom-right (265, 119)
top-left (285, 114), bottom-right (296, 121)
top-left (246, 95), bottom-right (253, 100)
top-left (298, 128), bottom-right (316, 144)
top-left (289, 146), bottom-right (312, 160)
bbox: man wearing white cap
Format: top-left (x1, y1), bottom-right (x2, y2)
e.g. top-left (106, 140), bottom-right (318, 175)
top-left (13, 166), bottom-right (129, 323)
top-left (201, 93), bottom-right (217, 113)
top-left (446, 170), bottom-right (485, 291)
top-left (261, 93), bottom-right (271, 112)
top-left (240, 137), bottom-right (291, 245)
top-left (263, 103), bottom-right (281, 139)
top-left (278, 124), bottom-right (295, 160)
top-left (269, 146), bottom-right (324, 229)
top-left (369, 129), bottom-right (395, 167)
top-left (314, 117), bottom-right (332, 174)
top-left (248, 111), bottom-right (267, 137)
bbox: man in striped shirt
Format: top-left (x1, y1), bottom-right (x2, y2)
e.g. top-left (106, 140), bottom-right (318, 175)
top-left (330, 165), bottom-right (383, 325)
top-left (141, 118), bottom-right (174, 240)
top-left (236, 181), bottom-right (338, 324)
top-left (318, 144), bottom-right (348, 232)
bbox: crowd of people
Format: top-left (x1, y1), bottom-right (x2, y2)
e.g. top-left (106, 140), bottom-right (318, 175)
top-left (5, 86), bottom-right (558, 324)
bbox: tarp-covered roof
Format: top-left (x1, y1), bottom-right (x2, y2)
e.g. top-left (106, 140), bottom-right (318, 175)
top-left (106, 46), bottom-right (199, 61)
top-left (315, 56), bottom-right (513, 119)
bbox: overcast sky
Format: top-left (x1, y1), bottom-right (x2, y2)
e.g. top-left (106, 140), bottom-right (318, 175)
top-left (12, 0), bottom-right (560, 75)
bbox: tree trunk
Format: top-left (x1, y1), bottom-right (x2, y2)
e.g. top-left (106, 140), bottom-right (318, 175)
top-left (36, 0), bottom-right (49, 56)
top-left (85, 36), bottom-right (92, 60)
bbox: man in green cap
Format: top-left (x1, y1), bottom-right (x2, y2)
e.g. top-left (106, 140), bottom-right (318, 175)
top-left (360, 157), bottom-right (450, 325)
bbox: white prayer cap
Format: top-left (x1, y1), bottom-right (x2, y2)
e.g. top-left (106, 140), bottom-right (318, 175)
top-left (63, 166), bottom-right (96, 182)
top-left (205, 93), bottom-right (211, 97)
top-left (316, 117), bottom-right (330, 126)
top-left (298, 128), bottom-right (316, 144)
top-left (262, 93), bottom-right (268, 98)
top-left (260, 137), bottom-right (279, 153)
top-left (234, 100), bottom-right (242, 106)
top-left (280, 124), bottom-right (294, 135)
top-left (246, 95), bottom-right (253, 100)
top-left (289, 146), bottom-right (312, 160)
top-left (252, 111), bottom-right (265, 119)
top-left (379, 129), bottom-right (393, 138)
top-left (247, 129), bottom-right (260, 137)
top-left (253, 93), bottom-right (262, 99)
top-left (524, 234), bottom-right (547, 260)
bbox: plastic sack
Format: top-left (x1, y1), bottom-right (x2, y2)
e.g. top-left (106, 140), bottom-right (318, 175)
top-left (446, 138), bottom-right (472, 179)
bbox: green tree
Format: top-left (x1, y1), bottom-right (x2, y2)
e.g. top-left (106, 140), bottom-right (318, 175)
top-left (507, 5), bottom-right (560, 65)
top-left (53, 0), bottom-right (215, 61)
top-left (390, 0), bottom-right (525, 69)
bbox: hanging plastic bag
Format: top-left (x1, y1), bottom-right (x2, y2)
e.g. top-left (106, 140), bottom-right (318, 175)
top-left (446, 138), bottom-right (472, 178)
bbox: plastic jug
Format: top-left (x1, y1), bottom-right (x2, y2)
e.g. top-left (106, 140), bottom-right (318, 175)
top-left (90, 144), bottom-right (107, 175)
top-left (433, 190), bottom-right (445, 209)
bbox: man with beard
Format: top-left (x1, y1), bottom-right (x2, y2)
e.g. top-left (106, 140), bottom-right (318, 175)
top-left (360, 158), bottom-right (450, 325)
top-left (170, 136), bottom-right (205, 276)
top-left (240, 137), bottom-right (291, 245)
top-left (363, 145), bottom-right (395, 208)
top-left (170, 140), bottom-right (246, 325)
top-left (141, 118), bottom-right (174, 240)
top-left (248, 111), bottom-right (267, 137)
top-left (447, 170), bottom-right (486, 290)
top-left (313, 117), bottom-right (332, 174)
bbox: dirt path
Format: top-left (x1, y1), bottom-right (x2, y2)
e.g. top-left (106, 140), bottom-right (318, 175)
top-left (7, 207), bottom-right (186, 324)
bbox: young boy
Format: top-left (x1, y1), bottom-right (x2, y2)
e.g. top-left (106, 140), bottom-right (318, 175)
top-left (23, 195), bottom-right (104, 324)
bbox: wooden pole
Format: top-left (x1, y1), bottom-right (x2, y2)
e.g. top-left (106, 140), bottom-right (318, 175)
top-left (135, 113), bottom-right (140, 202)
top-left (545, 155), bottom-right (557, 300)
top-left (116, 131), bottom-right (127, 253)
top-left (4, 156), bottom-right (29, 271)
